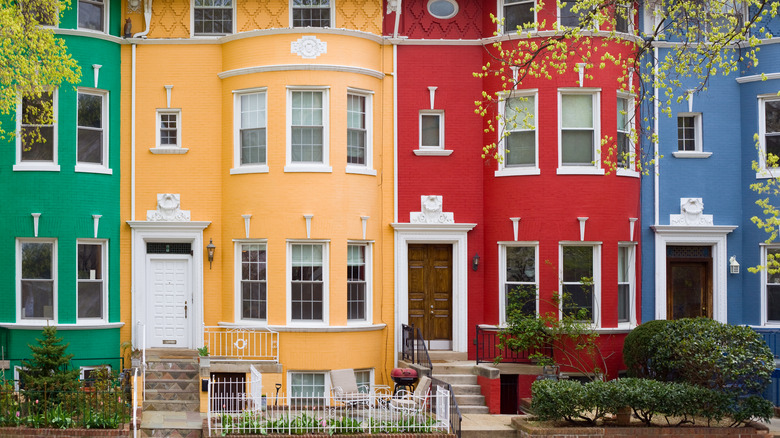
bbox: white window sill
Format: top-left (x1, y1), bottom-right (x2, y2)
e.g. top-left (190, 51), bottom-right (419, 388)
top-left (75, 164), bottom-right (113, 175)
top-left (270, 323), bottom-right (386, 332)
top-left (756, 170), bottom-right (780, 179)
top-left (345, 166), bottom-right (377, 176)
top-left (284, 164), bottom-right (333, 173)
top-left (556, 166), bottom-right (605, 175)
top-left (13, 163), bottom-right (60, 172)
top-left (413, 149), bottom-right (453, 156)
top-left (219, 321), bottom-right (268, 328)
top-left (494, 167), bottom-right (540, 177)
top-left (616, 168), bottom-right (640, 178)
top-left (231, 165), bottom-right (269, 174)
top-left (150, 147), bottom-right (188, 154)
top-left (0, 322), bottom-right (124, 330)
top-left (672, 151), bottom-right (712, 159)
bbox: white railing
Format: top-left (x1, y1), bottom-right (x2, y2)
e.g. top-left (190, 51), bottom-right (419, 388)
top-left (207, 379), bottom-right (450, 437)
top-left (203, 326), bottom-right (279, 362)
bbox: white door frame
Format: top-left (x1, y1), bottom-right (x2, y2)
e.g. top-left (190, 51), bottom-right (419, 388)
top-left (391, 223), bottom-right (476, 355)
top-left (128, 221), bottom-right (210, 350)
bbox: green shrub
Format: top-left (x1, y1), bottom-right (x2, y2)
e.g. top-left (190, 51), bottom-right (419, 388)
top-left (647, 318), bottom-right (773, 396)
top-left (530, 378), bottom-right (773, 426)
top-left (622, 320), bottom-right (669, 378)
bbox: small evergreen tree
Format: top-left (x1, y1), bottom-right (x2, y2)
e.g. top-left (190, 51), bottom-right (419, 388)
top-left (18, 326), bottom-right (79, 394)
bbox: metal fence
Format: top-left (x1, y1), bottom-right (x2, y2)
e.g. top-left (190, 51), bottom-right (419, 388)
top-left (475, 325), bottom-right (539, 364)
top-left (0, 380), bottom-right (131, 429)
top-left (207, 379), bottom-right (453, 437)
top-left (203, 326), bottom-right (279, 361)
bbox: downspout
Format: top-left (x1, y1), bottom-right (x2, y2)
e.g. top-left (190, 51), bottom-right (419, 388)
top-left (653, 46), bottom-right (659, 226)
top-left (392, 42), bottom-right (399, 369)
top-left (131, 42), bottom-right (137, 344)
top-left (133, 0), bottom-right (152, 38)
top-left (393, 0), bottom-right (402, 39)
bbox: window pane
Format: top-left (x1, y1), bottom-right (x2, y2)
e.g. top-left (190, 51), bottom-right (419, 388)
top-left (766, 100), bottom-right (780, 134)
top-left (78, 0), bottom-right (104, 31)
top-left (768, 285), bottom-right (780, 322)
top-left (617, 284), bottom-right (629, 322)
top-left (562, 283), bottom-right (593, 320)
top-left (506, 247), bottom-right (535, 282)
top-left (291, 244), bottom-right (324, 321)
top-left (78, 244), bottom-right (102, 279)
top-left (421, 115), bottom-right (441, 147)
top-left (22, 242), bottom-right (52, 279)
top-left (241, 128), bottom-right (266, 165)
top-left (78, 129), bottom-right (103, 163)
top-left (78, 282), bottom-right (103, 318)
top-left (561, 131), bottom-right (594, 164)
top-left (504, 0), bottom-right (534, 32)
top-left (559, 0), bottom-right (580, 27)
top-left (21, 281), bottom-right (54, 319)
top-left (561, 95), bottom-right (593, 128)
top-left (78, 93), bottom-right (102, 128)
top-left (21, 127), bottom-right (54, 161)
top-left (506, 131), bottom-right (535, 166)
top-left (563, 246), bottom-right (592, 282)
top-left (347, 245), bottom-right (367, 321)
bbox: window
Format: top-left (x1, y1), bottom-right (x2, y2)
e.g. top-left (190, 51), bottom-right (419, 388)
top-left (156, 110), bottom-right (181, 148)
top-left (287, 89), bottom-right (330, 172)
top-left (240, 243), bottom-right (267, 321)
top-left (78, 0), bottom-right (105, 31)
top-left (677, 113), bottom-right (702, 151)
top-left (290, 372), bottom-right (326, 406)
top-left (18, 240), bottom-right (56, 321)
top-left (501, 245), bottom-right (537, 323)
top-left (77, 241), bottom-right (106, 320)
top-left (503, 0), bottom-right (535, 33)
top-left (21, 0), bottom-right (57, 25)
top-left (17, 91), bottom-right (58, 169)
top-left (498, 94), bottom-right (537, 175)
top-left (616, 96), bottom-right (635, 171)
top-left (428, 0), bottom-right (458, 19)
top-left (354, 369), bottom-right (373, 393)
top-left (419, 111), bottom-right (444, 149)
top-left (559, 91), bottom-right (600, 172)
top-left (765, 247), bottom-right (780, 324)
top-left (617, 245), bottom-right (634, 324)
top-left (80, 365), bottom-right (110, 387)
top-left (760, 98), bottom-right (780, 171)
top-left (193, 0), bottom-right (233, 35)
top-left (234, 91), bottom-right (267, 171)
top-left (347, 244), bottom-right (368, 321)
top-left (290, 243), bottom-right (326, 322)
top-left (559, 0), bottom-right (582, 27)
top-left (77, 90), bottom-right (109, 171)
top-left (561, 245), bottom-right (597, 324)
top-left (347, 94), bottom-right (366, 166)
top-left (292, 0), bottom-right (331, 27)
top-left (614, 1), bottom-right (632, 33)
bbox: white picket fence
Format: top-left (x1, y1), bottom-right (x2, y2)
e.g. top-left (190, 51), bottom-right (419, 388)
top-left (203, 326), bottom-right (279, 361)
top-left (207, 371), bottom-right (451, 436)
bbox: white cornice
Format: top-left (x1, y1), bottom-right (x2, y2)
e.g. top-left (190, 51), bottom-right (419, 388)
top-left (127, 27), bottom-right (385, 45)
top-left (737, 72), bottom-right (780, 84)
top-left (219, 64), bottom-right (385, 79)
top-left (127, 220), bottom-right (212, 230)
top-left (54, 28), bottom-right (124, 43)
top-left (391, 223), bottom-right (477, 232)
top-left (651, 225), bottom-right (737, 235)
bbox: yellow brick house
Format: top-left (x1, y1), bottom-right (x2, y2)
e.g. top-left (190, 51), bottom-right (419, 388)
top-left (119, 0), bottom-right (394, 406)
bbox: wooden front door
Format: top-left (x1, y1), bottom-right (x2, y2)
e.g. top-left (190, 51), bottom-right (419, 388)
top-left (667, 259), bottom-right (712, 319)
top-left (408, 244), bottom-right (453, 346)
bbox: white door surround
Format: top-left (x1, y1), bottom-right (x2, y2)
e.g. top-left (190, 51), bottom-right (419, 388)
top-left (391, 222), bottom-right (476, 355)
top-left (128, 220), bottom-right (210, 350)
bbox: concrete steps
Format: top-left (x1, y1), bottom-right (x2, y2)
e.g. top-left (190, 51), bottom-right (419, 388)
top-left (431, 361), bottom-right (489, 415)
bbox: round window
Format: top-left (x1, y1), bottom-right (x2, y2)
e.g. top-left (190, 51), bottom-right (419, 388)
top-left (427, 0), bottom-right (458, 19)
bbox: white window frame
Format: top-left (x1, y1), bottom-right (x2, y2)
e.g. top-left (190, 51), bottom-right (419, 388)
top-left (346, 89), bottom-right (376, 176)
top-left (76, 239), bottom-right (108, 323)
top-left (79, 365), bottom-right (111, 384)
top-left (557, 89), bottom-right (603, 175)
top-left (559, 242), bottom-right (601, 327)
top-left (191, 0), bottom-right (235, 37)
top-left (418, 110), bottom-right (445, 149)
top-left (232, 88), bottom-right (269, 174)
top-left (558, 0), bottom-right (595, 29)
top-left (287, 240), bottom-right (329, 326)
top-left (235, 240), bottom-right (268, 324)
top-left (347, 241), bottom-right (373, 324)
top-left (153, 109), bottom-right (186, 153)
top-left (77, 0), bottom-right (108, 33)
top-left (499, 0), bottom-right (536, 34)
top-left (498, 243), bottom-right (539, 325)
top-left (617, 243), bottom-right (636, 327)
top-left (761, 245), bottom-right (780, 326)
top-left (616, 93), bottom-right (640, 176)
top-left (76, 88), bottom-right (111, 174)
top-left (496, 91), bottom-right (539, 176)
top-left (289, 371), bottom-right (329, 406)
top-left (17, 238), bottom-right (58, 324)
top-left (353, 368), bottom-right (374, 393)
top-left (290, 0), bottom-right (334, 28)
top-left (427, 0), bottom-right (459, 19)
top-left (757, 95), bottom-right (780, 177)
top-left (614, 1), bottom-right (634, 34)
top-left (673, 112), bottom-right (711, 159)
top-left (14, 90), bottom-right (60, 172)
top-left (285, 87), bottom-right (331, 173)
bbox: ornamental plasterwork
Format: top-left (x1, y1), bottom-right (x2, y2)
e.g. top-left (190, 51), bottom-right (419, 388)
top-left (670, 198), bottom-right (713, 226)
top-left (147, 193), bottom-right (191, 221)
top-left (410, 195), bottom-right (454, 224)
top-left (291, 36), bottom-right (327, 59)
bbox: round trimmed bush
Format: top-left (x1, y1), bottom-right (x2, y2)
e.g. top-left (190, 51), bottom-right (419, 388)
top-left (622, 319), bottom-right (669, 378)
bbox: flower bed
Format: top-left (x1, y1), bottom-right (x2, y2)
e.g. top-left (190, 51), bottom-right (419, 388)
top-left (514, 417), bottom-right (769, 437)
top-left (0, 423), bottom-right (131, 437)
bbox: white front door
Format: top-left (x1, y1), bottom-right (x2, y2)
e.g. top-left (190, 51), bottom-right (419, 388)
top-left (147, 255), bottom-right (192, 348)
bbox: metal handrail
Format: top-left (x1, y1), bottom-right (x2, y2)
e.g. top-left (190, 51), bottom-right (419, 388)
top-left (401, 324), bottom-right (432, 371)
top-left (203, 326), bottom-right (279, 361)
top-left (430, 376), bottom-right (462, 438)
top-left (476, 325), bottom-right (536, 364)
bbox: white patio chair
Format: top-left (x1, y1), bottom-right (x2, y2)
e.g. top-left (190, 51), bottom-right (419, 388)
top-left (389, 375), bottom-right (431, 413)
top-left (330, 369), bottom-right (372, 407)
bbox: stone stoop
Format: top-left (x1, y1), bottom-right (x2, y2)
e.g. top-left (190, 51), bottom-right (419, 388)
top-left (143, 355), bottom-right (201, 412)
top-left (140, 411), bottom-right (204, 438)
top-left (431, 362), bottom-right (490, 415)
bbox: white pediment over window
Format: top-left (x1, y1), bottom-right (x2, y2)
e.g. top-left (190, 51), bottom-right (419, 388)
top-left (147, 193), bottom-right (191, 221)
top-left (410, 195), bottom-right (454, 224)
top-left (670, 198), bottom-right (713, 226)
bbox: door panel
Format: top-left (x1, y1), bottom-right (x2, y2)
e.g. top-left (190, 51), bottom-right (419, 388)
top-left (408, 244), bottom-right (452, 342)
top-left (667, 260), bottom-right (712, 319)
top-left (147, 256), bottom-right (191, 348)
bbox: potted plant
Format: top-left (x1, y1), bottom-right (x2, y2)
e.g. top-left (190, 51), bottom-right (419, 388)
top-left (197, 345), bottom-right (210, 367)
top-left (120, 340), bottom-right (142, 368)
